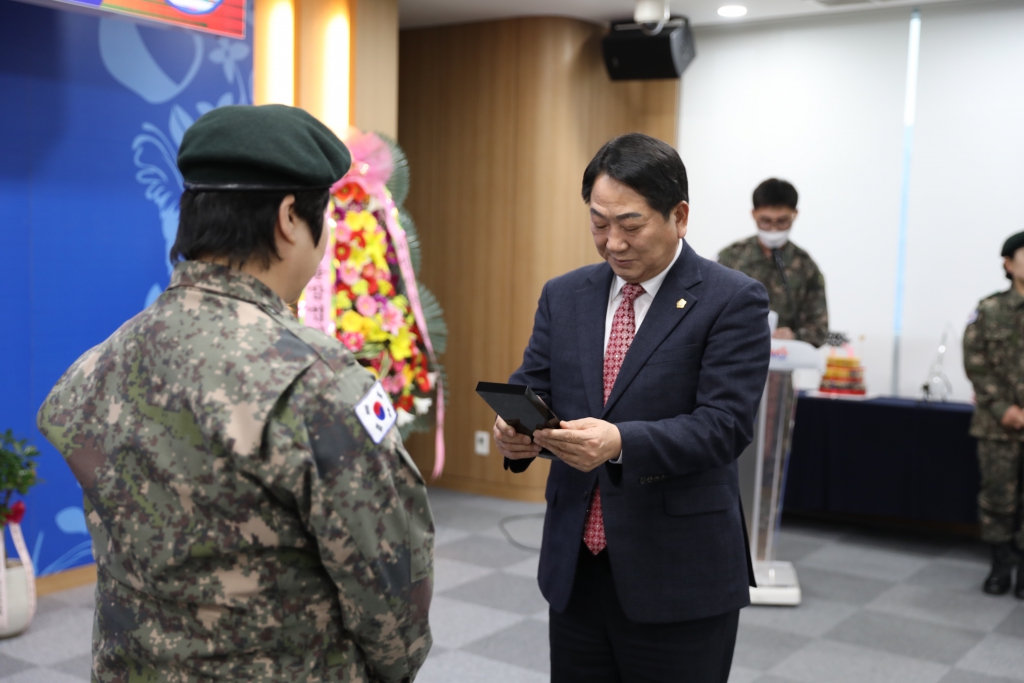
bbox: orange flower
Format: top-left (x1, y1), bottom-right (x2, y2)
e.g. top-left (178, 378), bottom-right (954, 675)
top-left (335, 183), bottom-right (368, 204)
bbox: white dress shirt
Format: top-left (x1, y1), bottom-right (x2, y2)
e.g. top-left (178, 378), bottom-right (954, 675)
top-left (603, 239), bottom-right (683, 463)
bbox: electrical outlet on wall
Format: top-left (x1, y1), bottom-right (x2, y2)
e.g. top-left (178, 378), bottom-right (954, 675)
top-left (474, 431), bottom-right (490, 456)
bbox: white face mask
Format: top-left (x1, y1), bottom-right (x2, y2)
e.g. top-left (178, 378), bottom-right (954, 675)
top-left (758, 229), bottom-right (790, 250)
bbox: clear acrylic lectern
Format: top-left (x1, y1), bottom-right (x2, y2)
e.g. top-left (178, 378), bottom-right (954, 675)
top-left (738, 338), bottom-right (820, 606)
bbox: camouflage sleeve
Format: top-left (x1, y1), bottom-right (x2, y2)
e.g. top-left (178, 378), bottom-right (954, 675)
top-left (717, 245), bottom-right (738, 269)
top-left (963, 308), bottom-right (1014, 423)
top-left (795, 265), bottom-right (828, 348)
top-left (260, 361), bottom-right (433, 683)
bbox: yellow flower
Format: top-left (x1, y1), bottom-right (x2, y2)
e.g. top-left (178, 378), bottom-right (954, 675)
top-left (348, 245), bottom-right (368, 267)
top-left (363, 315), bottom-right (389, 343)
top-left (351, 279), bottom-right (369, 296)
top-left (334, 291), bottom-right (352, 310)
top-left (364, 227), bottom-right (389, 270)
top-left (339, 310), bottom-right (364, 333)
top-left (390, 326), bottom-right (414, 360)
top-left (377, 280), bottom-right (394, 297)
top-left (347, 210), bottom-right (377, 233)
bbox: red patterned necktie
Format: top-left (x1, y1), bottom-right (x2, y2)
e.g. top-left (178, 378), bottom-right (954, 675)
top-left (583, 282), bottom-right (645, 555)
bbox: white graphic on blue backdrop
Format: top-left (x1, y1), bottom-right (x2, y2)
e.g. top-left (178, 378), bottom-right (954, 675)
top-left (99, 20), bottom-right (204, 104)
top-left (167, 0), bottom-right (226, 15)
top-left (99, 17), bottom-right (252, 308)
top-left (31, 506), bottom-right (93, 576)
top-left (27, 13), bottom-right (253, 576)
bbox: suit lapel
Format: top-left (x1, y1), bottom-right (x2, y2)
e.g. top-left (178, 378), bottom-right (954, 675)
top-left (576, 265), bottom-right (614, 418)
top-left (601, 242), bottom-right (704, 417)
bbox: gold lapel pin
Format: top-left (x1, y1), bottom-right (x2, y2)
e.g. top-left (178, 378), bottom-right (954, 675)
top-left (676, 298), bottom-right (687, 309)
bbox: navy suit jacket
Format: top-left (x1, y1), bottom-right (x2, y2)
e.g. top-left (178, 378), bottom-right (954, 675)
top-left (506, 241), bottom-right (770, 624)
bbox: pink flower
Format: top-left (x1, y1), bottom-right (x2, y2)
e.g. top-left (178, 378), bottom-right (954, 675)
top-left (381, 372), bottom-right (406, 394)
top-left (381, 301), bottom-right (404, 335)
top-left (336, 221), bottom-right (352, 244)
top-left (356, 295), bottom-right (378, 317)
top-left (332, 131), bottom-right (393, 196)
top-left (340, 262), bottom-right (362, 286)
top-left (340, 331), bottom-right (365, 351)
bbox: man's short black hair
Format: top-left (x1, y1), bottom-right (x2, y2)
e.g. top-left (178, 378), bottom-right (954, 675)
top-left (171, 188), bottom-right (331, 269)
top-left (753, 178), bottom-right (798, 210)
top-left (582, 133), bottom-right (688, 219)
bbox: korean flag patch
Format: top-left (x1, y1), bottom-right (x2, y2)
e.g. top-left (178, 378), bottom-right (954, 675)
top-left (356, 381), bottom-right (398, 444)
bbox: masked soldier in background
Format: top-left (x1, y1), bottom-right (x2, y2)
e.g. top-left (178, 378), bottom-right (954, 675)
top-left (718, 178), bottom-right (828, 347)
top-left (964, 230), bottom-right (1024, 600)
top-left (37, 105), bottom-right (434, 682)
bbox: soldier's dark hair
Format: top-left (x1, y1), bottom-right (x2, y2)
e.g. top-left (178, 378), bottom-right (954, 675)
top-left (753, 178), bottom-right (798, 210)
top-left (582, 133), bottom-right (688, 219)
top-left (171, 189), bottom-right (331, 269)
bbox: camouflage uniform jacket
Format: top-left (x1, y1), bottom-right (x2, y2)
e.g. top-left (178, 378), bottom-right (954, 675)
top-left (718, 236), bottom-right (829, 347)
top-left (963, 287), bottom-right (1024, 442)
top-left (37, 260), bottom-right (433, 683)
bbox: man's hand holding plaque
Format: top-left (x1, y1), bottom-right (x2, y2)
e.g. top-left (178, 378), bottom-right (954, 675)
top-left (493, 416), bottom-right (542, 460)
top-left (533, 419), bottom-right (622, 472)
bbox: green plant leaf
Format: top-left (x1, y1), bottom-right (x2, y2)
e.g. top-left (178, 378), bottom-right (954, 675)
top-left (0, 429), bottom-right (40, 497)
top-left (398, 207), bottom-right (422, 276)
top-left (379, 132), bottom-right (410, 207)
top-left (417, 283), bottom-right (448, 357)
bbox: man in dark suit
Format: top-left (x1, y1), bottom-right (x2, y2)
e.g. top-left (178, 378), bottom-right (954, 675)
top-left (493, 133), bottom-right (770, 682)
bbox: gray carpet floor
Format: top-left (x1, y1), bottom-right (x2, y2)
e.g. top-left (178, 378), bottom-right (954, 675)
top-left (1, 487), bottom-right (1022, 682)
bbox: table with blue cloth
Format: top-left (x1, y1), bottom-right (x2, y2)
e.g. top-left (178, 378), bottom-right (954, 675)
top-left (783, 395), bottom-right (980, 526)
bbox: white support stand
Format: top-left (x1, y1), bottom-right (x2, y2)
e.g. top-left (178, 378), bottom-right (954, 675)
top-left (739, 339), bottom-right (821, 607)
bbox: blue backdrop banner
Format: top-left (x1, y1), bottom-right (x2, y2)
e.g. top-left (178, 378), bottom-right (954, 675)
top-left (0, 0), bottom-right (253, 575)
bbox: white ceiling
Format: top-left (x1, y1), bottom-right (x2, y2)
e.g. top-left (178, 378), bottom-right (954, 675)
top-left (398, 0), bottom-right (969, 29)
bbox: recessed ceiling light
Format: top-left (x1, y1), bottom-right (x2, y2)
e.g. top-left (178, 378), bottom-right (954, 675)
top-left (718, 5), bottom-right (748, 17)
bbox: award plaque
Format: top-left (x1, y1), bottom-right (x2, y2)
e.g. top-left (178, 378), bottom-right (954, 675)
top-left (475, 382), bottom-right (560, 460)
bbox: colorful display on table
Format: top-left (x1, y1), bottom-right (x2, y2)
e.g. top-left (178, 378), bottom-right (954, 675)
top-left (819, 334), bottom-right (867, 396)
top-left (301, 131), bottom-right (448, 477)
top-left (28, 0), bottom-right (246, 38)
top-left (819, 357), bottom-right (867, 395)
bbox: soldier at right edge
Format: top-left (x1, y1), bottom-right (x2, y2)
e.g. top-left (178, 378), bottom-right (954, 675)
top-left (964, 230), bottom-right (1024, 599)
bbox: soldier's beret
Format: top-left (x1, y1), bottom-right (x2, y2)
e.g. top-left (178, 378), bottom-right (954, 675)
top-left (177, 104), bottom-right (351, 191)
top-left (1001, 231), bottom-right (1024, 258)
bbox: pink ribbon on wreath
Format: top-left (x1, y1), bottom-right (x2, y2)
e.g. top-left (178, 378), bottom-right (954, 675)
top-left (305, 227), bottom-right (336, 337)
top-left (326, 131), bottom-right (445, 478)
top-left (381, 194), bottom-right (445, 479)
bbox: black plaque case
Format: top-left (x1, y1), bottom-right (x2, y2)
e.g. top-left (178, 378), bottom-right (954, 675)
top-left (475, 382), bottom-right (560, 460)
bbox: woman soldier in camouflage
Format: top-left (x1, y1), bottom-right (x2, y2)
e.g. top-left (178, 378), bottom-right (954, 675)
top-left (38, 105), bottom-right (434, 682)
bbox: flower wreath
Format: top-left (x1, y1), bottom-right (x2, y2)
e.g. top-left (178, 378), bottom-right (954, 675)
top-left (301, 131), bottom-right (447, 476)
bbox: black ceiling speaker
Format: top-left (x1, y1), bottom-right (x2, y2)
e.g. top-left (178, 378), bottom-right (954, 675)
top-left (602, 18), bottom-right (696, 80)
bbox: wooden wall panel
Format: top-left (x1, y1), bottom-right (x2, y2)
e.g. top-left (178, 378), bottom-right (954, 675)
top-left (295, 0), bottom-right (352, 132)
top-left (399, 18), bottom-right (679, 501)
top-left (353, 0), bottom-right (398, 138)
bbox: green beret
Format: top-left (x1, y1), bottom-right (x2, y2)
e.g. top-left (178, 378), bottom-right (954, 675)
top-left (1001, 231), bottom-right (1024, 258)
top-left (177, 104), bottom-right (351, 191)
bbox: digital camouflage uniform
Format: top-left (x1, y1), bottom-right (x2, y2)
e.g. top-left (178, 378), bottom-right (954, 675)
top-left (963, 287), bottom-right (1024, 547)
top-left (37, 260), bottom-right (433, 683)
top-left (718, 236), bottom-right (829, 347)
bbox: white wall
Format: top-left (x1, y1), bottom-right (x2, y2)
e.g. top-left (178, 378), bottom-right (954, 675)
top-left (901, 1), bottom-right (1024, 399)
top-left (678, 1), bottom-right (1024, 400)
